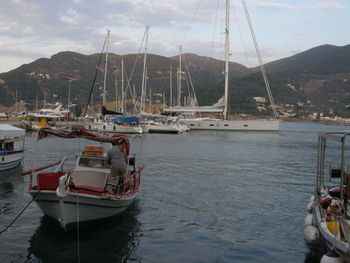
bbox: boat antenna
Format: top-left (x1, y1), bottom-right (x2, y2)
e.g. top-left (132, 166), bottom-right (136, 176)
top-left (83, 30), bottom-right (109, 117)
top-left (241, 0), bottom-right (278, 119)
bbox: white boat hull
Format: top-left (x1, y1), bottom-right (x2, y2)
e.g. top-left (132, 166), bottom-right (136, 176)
top-left (148, 124), bottom-right (181, 134)
top-left (30, 190), bottom-right (137, 228)
top-left (85, 123), bottom-right (143, 134)
top-left (0, 152), bottom-right (23, 171)
top-left (181, 119), bottom-right (279, 131)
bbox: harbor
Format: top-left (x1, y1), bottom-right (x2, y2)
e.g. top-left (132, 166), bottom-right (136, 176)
top-left (0, 121), bottom-right (345, 262)
top-left (0, 0), bottom-right (349, 261)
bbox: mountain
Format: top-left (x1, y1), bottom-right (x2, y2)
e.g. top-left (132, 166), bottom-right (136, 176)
top-left (250, 44), bottom-right (350, 116)
top-left (1, 44), bottom-right (350, 117)
top-left (251, 44), bottom-right (350, 76)
top-left (0, 51), bottom-right (249, 111)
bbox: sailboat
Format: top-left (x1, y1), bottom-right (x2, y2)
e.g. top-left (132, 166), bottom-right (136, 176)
top-left (164, 0), bottom-right (279, 131)
top-left (83, 31), bottom-right (144, 134)
top-left (137, 27), bottom-right (185, 134)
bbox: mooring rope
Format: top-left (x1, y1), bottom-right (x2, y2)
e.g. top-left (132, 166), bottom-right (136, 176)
top-left (77, 194), bottom-right (81, 263)
top-left (0, 190), bottom-right (41, 235)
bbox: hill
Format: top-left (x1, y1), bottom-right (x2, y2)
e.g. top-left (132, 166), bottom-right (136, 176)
top-left (1, 44), bottom-right (350, 117)
top-left (0, 51), bottom-right (249, 111)
top-left (250, 44), bottom-right (350, 117)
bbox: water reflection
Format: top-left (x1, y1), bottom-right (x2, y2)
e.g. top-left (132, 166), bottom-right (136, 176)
top-left (304, 243), bottom-right (326, 263)
top-left (28, 201), bottom-right (141, 263)
top-left (0, 165), bottom-right (23, 200)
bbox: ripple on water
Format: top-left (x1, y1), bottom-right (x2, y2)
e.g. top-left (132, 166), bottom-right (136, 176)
top-left (0, 122), bottom-right (347, 262)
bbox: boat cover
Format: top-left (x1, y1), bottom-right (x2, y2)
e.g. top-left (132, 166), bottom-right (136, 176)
top-left (0, 124), bottom-right (25, 140)
top-left (101, 106), bottom-right (123, 116)
top-left (111, 116), bottom-right (139, 124)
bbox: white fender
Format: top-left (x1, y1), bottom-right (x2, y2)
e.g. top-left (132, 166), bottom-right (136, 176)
top-left (304, 225), bottom-right (319, 244)
top-left (304, 214), bottom-right (314, 226)
top-left (320, 251), bottom-right (342, 263)
top-left (56, 175), bottom-right (70, 198)
top-left (309, 195), bottom-right (315, 202)
top-left (306, 200), bottom-right (314, 213)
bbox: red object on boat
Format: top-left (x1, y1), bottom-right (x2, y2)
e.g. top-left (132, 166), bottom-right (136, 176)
top-left (37, 172), bottom-right (65, 190)
top-left (320, 197), bottom-right (332, 209)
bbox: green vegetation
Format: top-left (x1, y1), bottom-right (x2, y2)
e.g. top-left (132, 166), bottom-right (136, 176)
top-left (0, 44), bottom-right (350, 117)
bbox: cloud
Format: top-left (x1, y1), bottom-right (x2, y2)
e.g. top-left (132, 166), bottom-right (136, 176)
top-left (0, 0), bottom-right (347, 73)
top-left (251, 2), bottom-right (294, 9)
top-left (0, 45), bottom-right (45, 58)
top-left (250, 1), bottom-right (345, 10)
top-left (302, 2), bottom-right (345, 9)
top-left (294, 32), bottom-right (305, 38)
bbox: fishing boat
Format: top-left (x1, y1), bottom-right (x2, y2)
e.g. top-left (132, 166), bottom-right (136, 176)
top-left (304, 131), bottom-right (350, 263)
top-left (26, 128), bottom-right (143, 229)
top-left (0, 124), bottom-right (25, 171)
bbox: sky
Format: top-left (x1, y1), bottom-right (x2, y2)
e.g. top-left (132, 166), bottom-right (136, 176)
top-left (0, 0), bottom-right (348, 73)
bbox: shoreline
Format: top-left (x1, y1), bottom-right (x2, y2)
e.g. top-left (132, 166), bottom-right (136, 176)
top-left (1, 117), bottom-right (349, 128)
top-left (280, 117), bottom-right (350, 126)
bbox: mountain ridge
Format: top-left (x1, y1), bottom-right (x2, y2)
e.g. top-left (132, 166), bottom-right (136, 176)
top-left (1, 44), bottom-right (350, 117)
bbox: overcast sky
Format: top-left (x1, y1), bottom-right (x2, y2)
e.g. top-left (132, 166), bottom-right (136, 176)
top-left (0, 0), bottom-right (348, 73)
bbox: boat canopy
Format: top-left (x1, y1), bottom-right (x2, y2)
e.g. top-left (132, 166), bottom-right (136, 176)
top-left (111, 116), bottom-right (140, 124)
top-left (0, 124), bottom-right (25, 140)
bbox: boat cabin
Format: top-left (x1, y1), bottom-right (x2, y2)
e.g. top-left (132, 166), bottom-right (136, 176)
top-left (0, 124), bottom-right (25, 170)
top-left (61, 145), bottom-right (136, 193)
top-left (76, 145), bottom-right (135, 172)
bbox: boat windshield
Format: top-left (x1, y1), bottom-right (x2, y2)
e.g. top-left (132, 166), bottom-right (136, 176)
top-left (79, 157), bottom-right (109, 169)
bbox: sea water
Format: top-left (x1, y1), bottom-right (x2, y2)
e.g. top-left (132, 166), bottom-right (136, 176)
top-left (0, 122), bottom-right (347, 263)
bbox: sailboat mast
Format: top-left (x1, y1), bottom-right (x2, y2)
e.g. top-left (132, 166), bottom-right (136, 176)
top-left (149, 86), bottom-right (152, 112)
top-left (223, 0), bottom-right (230, 120)
top-left (103, 30), bottom-right (110, 107)
top-left (67, 84), bottom-right (71, 110)
top-left (121, 59), bottom-right (124, 113)
top-left (114, 75), bottom-right (118, 112)
top-left (177, 45), bottom-right (182, 107)
top-left (170, 65), bottom-right (173, 107)
top-left (15, 89), bottom-right (18, 113)
top-left (141, 26), bottom-right (149, 113)
top-left (91, 93), bottom-right (94, 115)
top-left (36, 91), bottom-right (38, 111)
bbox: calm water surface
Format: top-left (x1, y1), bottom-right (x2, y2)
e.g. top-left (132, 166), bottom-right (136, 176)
top-left (0, 122), bottom-right (348, 263)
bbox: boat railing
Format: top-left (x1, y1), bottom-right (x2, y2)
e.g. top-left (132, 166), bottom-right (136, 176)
top-left (22, 157), bottom-right (69, 188)
top-left (0, 150), bottom-right (24, 155)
